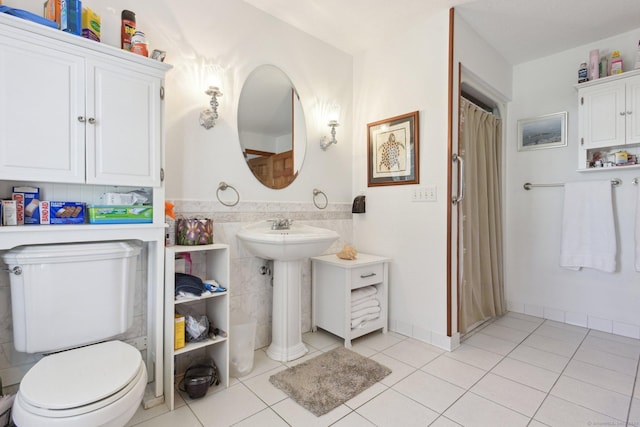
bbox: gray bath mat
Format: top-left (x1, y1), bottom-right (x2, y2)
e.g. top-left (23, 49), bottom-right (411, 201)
top-left (269, 346), bottom-right (391, 416)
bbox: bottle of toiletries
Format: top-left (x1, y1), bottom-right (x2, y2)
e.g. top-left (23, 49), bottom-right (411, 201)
top-left (610, 50), bottom-right (623, 75)
top-left (578, 62), bottom-right (588, 83)
top-left (589, 49), bottom-right (600, 80)
top-left (120, 9), bottom-right (136, 51)
top-left (600, 54), bottom-right (609, 78)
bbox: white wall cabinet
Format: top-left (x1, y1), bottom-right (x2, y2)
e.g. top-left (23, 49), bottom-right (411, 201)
top-left (0, 15), bottom-right (163, 187)
top-left (164, 244), bottom-right (230, 411)
top-left (577, 69), bottom-right (640, 170)
top-left (311, 253), bottom-right (390, 347)
top-left (0, 13), bottom-right (171, 404)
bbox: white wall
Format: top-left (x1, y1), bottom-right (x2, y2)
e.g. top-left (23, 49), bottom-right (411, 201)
top-left (352, 9), bottom-right (453, 348)
top-left (505, 28), bottom-right (640, 336)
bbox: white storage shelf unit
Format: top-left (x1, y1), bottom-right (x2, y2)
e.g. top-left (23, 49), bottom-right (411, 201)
top-left (311, 253), bottom-right (391, 347)
top-left (164, 244), bottom-right (230, 410)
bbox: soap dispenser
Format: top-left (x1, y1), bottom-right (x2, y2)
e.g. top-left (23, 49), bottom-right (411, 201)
top-left (352, 195), bottom-right (366, 214)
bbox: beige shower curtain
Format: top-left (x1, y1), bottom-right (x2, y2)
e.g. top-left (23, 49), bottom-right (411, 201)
top-left (459, 98), bottom-right (505, 334)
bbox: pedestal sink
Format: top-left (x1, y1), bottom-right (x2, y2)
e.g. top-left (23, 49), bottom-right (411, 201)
top-left (237, 221), bottom-right (339, 361)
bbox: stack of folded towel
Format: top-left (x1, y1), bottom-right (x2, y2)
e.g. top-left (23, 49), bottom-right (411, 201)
top-left (351, 285), bottom-right (381, 329)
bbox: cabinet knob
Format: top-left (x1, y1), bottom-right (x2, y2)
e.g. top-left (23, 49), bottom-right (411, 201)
top-left (88, 117), bottom-right (96, 124)
top-left (627, 111), bottom-right (633, 115)
top-left (620, 111), bottom-right (627, 116)
top-left (77, 116), bottom-right (86, 122)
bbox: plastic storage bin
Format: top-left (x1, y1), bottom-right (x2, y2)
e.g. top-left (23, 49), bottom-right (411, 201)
top-left (229, 313), bottom-right (256, 378)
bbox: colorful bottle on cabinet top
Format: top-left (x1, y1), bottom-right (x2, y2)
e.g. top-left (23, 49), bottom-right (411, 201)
top-left (610, 50), bottom-right (623, 75)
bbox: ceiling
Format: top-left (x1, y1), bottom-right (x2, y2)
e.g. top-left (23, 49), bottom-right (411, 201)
top-left (241, 0), bottom-right (640, 65)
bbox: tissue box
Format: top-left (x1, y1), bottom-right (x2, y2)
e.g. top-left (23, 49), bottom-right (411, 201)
top-left (177, 218), bottom-right (213, 245)
top-left (45, 202), bottom-right (85, 224)
top-left (88, 205), bottom-right (153, 224)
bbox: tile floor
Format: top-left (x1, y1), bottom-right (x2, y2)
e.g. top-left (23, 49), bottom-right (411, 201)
top-left (126, 312), bottom-right (640, 426)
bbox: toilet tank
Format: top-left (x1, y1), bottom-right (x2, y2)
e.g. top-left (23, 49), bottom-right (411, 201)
top-left (2, 241), bottom-right (141, 353)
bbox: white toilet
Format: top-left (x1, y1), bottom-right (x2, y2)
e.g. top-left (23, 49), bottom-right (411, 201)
top-left (2, 241), bottom-right (147, 427)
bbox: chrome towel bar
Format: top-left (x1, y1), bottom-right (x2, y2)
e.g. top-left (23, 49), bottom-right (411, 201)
top-left (523, 178), bottom-right (622, 190)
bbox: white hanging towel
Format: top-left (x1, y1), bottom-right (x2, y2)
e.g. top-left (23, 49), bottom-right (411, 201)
top-left (560, 181), bottom-right (616, 273)
top-left (635, 182), bottom-right (640, 272)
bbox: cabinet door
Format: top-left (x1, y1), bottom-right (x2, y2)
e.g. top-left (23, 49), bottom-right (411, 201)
top-left (625, 76), bottom-right (640, 145)
top-left (579, 82), bottom-right (626, 149)
top-left (86, 60), bottom-right (161, 186)
top-left (0, 35), bottom-right (85, 183)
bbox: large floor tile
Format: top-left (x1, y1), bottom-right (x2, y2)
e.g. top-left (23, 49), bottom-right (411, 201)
top-left (271, 398), bottom-right (351, 427)
top-left (493, 314), bottom-right (542, 333)
top-left (580, 334), bottom-right (640, 360)
top-left (429, 416), bottom-right (463, 426)
top-left (533, 324), bottom-right (587, 345)
top-left (240, 365), bottom-right (289, 406)
top-left (522, 334), bottom-right (580, 358)
top-left (509, 344), bottom-right (570, 373)
top-left (542, 319), bottom-right (589, 334)
top-left (589, 329), bottom-right (640, 347)
top-left (491, 357), bottom-right (560, 392)
top-left (331, 412), bottom-right (377, 427)
top-left (188, 383), bottom-right (267, 426)
top-left (563, 359), bottom-right (635, 396)
top-left (444, 392), bottom-right (529, 427)
top-left (393, 370), bottom-right (465, 413)
top-left (550, 375), bottom-right (630, 422)
top-left (356, 388), bottom-right (439, 427)
top-left (352, 331), bottom-right (406, 352)
top-left (370, 352), bottom-right (417, 387)
top-left (470, 373), bottom-right (546, 417)
top-left (628, 397), bottom-right (640, 426)
top-left (479, 323), bottom-right (530, 343)
top-left (443, 343), bottom-right (503, 370)
top-left (382, 338), bottom-right (442, 368)
top-left (573, 345), bottom-right (638, 376)
top-left (232, 408), bottom-right (289, 427)
top-left (126, 403), bottom-right (171, 426)
top-left (535, 395), bottom-right (622, 427)
top-left (303, 329), bottom-right (343, 351)
top-left (421, 355), bottom-right (486, 389)
top-left (463, 332), bottom-right (518, 356)
top-left (129, 406), bottom-right (203, 427)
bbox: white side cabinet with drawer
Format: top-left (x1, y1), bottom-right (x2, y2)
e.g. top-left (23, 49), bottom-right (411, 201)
top-left (311, 253), bottom-right (391, 347)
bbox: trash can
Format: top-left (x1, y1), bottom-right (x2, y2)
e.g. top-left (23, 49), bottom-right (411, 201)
top-left (229, 312), bottom-right (257, 378)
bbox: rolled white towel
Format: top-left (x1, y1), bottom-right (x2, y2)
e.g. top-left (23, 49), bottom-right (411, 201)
top-left (351, 298), bottom-right (379, 312)
top-left (351, 286), bottom-right (377, 304)
top-left (351, 305), bottom-right (381, 320)
top-left (351, 313), bottom-right (380, 329)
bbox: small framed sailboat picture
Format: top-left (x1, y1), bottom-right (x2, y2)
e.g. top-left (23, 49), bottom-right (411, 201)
top-left (517, 111), bottom-right (567, 151)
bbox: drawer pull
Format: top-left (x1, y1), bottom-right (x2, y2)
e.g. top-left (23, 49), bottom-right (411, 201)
top-left (360, 272), bottom-right (376, 278)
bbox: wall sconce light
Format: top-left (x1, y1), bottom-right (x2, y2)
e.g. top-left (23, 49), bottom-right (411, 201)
top-left (320, 104), bottom-right (340, 150)
top-left (199, 86), bottom-right (223, 129)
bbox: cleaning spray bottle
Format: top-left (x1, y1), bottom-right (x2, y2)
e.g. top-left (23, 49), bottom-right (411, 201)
top-left (165, 201), bottom-right (176, 246)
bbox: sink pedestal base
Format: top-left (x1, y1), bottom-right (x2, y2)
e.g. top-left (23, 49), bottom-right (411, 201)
top-left (266, 259), bottom-right (308, 362)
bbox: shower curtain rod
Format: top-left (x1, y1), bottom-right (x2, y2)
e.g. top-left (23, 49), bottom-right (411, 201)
top-left (523, 178), bottom-right (622, 190)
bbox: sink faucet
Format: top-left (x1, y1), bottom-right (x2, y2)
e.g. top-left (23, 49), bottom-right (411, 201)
top-left (270, 218), bottom-right (293, 230)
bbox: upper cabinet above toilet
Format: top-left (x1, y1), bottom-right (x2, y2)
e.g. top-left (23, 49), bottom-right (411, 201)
top-left (0, 13), bottom-right (171, 187)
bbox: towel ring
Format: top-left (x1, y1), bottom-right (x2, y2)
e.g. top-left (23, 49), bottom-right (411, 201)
top-left (216, 182), bottom-right (239, 207)
top-left (312, 188), bottom-right (328, 210)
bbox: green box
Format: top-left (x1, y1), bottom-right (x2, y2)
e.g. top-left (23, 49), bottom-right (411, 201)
top-left (88, 205), bottom-right (153, 224)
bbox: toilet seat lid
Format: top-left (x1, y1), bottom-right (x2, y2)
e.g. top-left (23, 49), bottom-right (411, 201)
top-left (20, 341), bottom-right (142, 410)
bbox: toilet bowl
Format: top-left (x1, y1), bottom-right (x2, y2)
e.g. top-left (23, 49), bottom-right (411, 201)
top-left (11, 341), bottom-right (146, 427)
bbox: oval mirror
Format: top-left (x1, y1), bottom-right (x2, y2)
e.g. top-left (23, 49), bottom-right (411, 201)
top-left (238, 65), bottom-right (307, 189)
